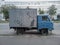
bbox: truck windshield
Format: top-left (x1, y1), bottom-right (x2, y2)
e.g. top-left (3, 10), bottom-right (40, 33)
top-left (42, 16), bottom-right (50, 21)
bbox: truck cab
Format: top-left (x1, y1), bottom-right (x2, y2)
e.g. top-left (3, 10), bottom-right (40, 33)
top-left (37, 14), bottom-right (54, 35)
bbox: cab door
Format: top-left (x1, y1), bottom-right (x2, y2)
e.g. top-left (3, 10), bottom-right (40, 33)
top-left (37, 16), bottom-right (50, 30)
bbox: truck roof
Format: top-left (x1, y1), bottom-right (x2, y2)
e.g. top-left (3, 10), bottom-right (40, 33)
top-left (9, 8), bottom-right (37, 10)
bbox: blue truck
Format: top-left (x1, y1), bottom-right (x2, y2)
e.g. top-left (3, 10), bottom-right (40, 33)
top-left (37, 15), bottom-right (53, 35)
top-left (9, 8), bottom-right (54, 35)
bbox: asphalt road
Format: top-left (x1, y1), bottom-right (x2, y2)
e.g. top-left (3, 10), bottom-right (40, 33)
top-left (0, 23), bottom-right (60, 45)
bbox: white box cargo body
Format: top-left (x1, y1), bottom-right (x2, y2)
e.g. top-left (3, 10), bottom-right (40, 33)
top-left (9, 8), bottom-right (37, 28)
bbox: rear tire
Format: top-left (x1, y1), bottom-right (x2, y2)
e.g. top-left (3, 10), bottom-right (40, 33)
top-left (16, 29), bottom-right (20, 35)
top-left (14, 28), bottom-right (26, 35)
top-left (20, 29), bottom-right (25, 34)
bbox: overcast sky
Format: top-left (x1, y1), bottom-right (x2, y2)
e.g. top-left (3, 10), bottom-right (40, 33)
top-left (5, 0), bottom-right (59, 1)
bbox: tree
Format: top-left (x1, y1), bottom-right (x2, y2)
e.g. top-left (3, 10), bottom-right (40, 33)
top-left (1, 4), bottom-right (16, 21)
top-left (47, 5), bottom-right (57, 19)
top-left (38, 8), bottom-right (44, 14)
top-left (2, 7), bottom-right (9, 21)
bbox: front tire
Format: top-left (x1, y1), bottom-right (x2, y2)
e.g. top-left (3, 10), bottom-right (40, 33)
top-left (40, 29), bottom-right (48, 35)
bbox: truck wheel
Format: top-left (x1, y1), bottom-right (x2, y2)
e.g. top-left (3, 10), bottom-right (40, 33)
top-left (16, 29), bottom-right (20, 35)
top-left (41, 29), bottom-right (48, 35)
top-left (41, 30), bottom-right (45, 35)
top-left (20, 29), bottom-right (25, 34)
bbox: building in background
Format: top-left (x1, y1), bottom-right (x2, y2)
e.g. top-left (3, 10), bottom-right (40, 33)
top-left (0, 0), bottom-right (60, 20)
top-left (3, 0), bottom-right (60, 14)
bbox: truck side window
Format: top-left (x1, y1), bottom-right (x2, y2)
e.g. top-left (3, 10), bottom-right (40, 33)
top-left (42, 16), bottom-right (49, 21)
